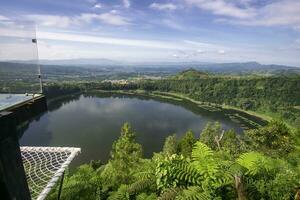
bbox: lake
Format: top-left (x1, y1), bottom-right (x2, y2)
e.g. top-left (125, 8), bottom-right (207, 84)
top-left (19, 92), bottom-right (266, 166)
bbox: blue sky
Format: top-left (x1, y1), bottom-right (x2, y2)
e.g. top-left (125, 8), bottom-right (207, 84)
top-left (0, 0), bottom-right (300, 66)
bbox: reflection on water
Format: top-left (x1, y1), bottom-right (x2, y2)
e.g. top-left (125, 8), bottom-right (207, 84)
top-left (20, 93), bottom-right (266, 167)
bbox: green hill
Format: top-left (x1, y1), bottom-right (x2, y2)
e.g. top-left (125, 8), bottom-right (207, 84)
top-left (173, 68), bottom-right (209, 79)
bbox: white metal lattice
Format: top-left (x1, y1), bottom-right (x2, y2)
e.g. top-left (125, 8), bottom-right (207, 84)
top-left (20, 146), bottom-right (81, 200)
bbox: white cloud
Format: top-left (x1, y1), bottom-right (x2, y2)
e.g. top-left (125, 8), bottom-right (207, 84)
top-left (242, 0), bottom-right (300, 27)
top-left (184, 0), bottom-right (256, 19)
top-left (183, 40), bottom-right (226, 50)
top-left (0, 15), bottom-right (10, 20)
top-left (0, 43), bottom-right (38, 60)
top-left (77, 12), bottom-right (131, 26)
top-left (35, 31), bottom-right (187, 50)
top-left (96, 12), bottom-right (131, 26)
top-left (123, 0), bottom-right (130, 8)
top-left (218, 50), bottom-right (225, 54)
top-left (196, 49), bottom-right (205, 54)
top-left (93, 3), bottom-right (102, 9)
top-left (26, 15), bottom-right (73, 28)
top-left (149, 3), bottom-right (178, 11)
top-left (208, 0), bottom-right (300, 31)
top-left (161, 19), bottom-right (184, 30)
top-left (25, 12), bottom-right (131, 27)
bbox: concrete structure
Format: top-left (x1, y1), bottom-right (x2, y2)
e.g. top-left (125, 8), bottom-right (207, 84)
top-left (0, 95), bottom-right (47, 199)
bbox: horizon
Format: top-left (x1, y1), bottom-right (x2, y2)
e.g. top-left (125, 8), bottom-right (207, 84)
top-left (0, 0), bottom-right (300, 66)
top-left (1, 58), bottom-right (300, 69)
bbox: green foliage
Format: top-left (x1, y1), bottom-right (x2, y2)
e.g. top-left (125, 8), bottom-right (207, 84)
top-left (136, 193), bottom-right (157, 200)
top-left (50, 122), bottom-right (300, 200)
top-left (221, 129), bottom-right (245, 156)
top-left (134, 73), bottom-right (300, 127)
top-left (158, 187), bottom-right (181, 200)
top-left (199, 122), bottom-right (222, 150)
top-left (178, 130), bottom-right (197, 157)
top-left (173, 69), bottom-right (209, 80)
top-left (155, 155), bottom-right (202, 190)
top-left (163, 134), bottom-right (178, 156)
top-left (191, 142), bottom-right (233, 191)
top-left (47, 164), bottom-right (102, 200)
top-left (237, 152), bottom-right (276, 176)
top-left (246, 120), bottom-right (294, 156)
top-left (110, 122), bottom-right (143, 184)
top-left (237, 151), bottom-right (300, 200)
top-left (89, 160), bottom-right (103, 170)
top-left (107, 184), bottom-right (130, 200)
top-left (176, 186), bottom-right (212, 200)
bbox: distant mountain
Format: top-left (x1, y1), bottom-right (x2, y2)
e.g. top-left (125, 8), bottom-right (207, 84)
top-left (191, 62), bottom-right (300, 75)
top-left (39, 58), bottom-right (123, 66)
top-left (1, 59), bottom-right (299, 76)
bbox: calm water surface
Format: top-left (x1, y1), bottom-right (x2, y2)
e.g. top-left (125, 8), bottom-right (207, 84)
top-left (20, 93), bottom-right (265, 166)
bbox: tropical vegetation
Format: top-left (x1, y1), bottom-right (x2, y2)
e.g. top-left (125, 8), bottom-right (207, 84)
top-left (48, 121), bottom-right (300, 200)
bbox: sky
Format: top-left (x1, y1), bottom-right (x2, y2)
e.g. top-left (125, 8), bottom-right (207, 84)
top-left (0, 0), bottom-right (300, 66)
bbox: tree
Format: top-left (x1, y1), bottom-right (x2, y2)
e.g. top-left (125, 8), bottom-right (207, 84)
top-left (178, 130), bottom-right (197, 157)
top-left (162, 134), bottom-right (178, 156)
top-left (110, 122), bottom-right (143, 184)
top-left (199, 122), bottom-right (223, 150)
top-left (221, 129), bottom-right (245, 156)
top-left (245, 120), bottom-right (294, 157)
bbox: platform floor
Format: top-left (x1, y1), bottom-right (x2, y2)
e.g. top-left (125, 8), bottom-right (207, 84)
top-left (0, 94), bottom-right (41, 112)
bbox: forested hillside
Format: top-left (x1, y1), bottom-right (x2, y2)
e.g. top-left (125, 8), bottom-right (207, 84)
top-left (78, 69), bottom-right (300, 127)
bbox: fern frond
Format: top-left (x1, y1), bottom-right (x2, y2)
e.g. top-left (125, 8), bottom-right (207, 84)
top-left (176, 186), bottom-right (211, 200)
top-left (108, 184), bottom-right (130, 200)
top-left (171, 161), bottom-right (203, 185)
top-left (134, 170), bottom-right (155, 180)
top-left (127, 179), bottom-right (155, 195)
top-left (158, 187), bottom-right (182, 200)
top-left (192, 142), bottom-right (214, 162)
top-left (237, 152), bottom-right (276, 176)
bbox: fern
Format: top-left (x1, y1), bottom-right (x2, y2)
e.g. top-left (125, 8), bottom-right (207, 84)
top-left (156, 155), bottom-right (204, 190)
top-left (192, 142), bottom-right (214, 161)
top-left (176, 186), bottom-right (212, 200)
top-left (171, 161), bottom-right (204, 185)
top-left (237, 152), bottom-right (276, 176)
top-left (158, 187), bottom-right (182, 200)
top-left (127, 179), bottom-right (155, 195)
top-left (191, 142), bottom-right (233, 189)
top-left (192, 142), bottom-right (219, 177)
top-left (108, 184), bottom-right (130, 200)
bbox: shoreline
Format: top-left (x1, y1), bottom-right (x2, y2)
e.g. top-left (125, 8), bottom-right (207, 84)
top-left (92, 89), bottom-right (272, 123)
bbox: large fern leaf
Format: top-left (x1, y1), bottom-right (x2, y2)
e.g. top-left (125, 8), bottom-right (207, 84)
top-left (158, 187), bottom-right (182, 200)
top-left (192, 142), bottom-right (214, 161)
top-left (237, 152), bottom-right (276, 176)
top-left (176, 186), bottom-right (212, 200)
top-left (127, 179), bottom-right (155, 195)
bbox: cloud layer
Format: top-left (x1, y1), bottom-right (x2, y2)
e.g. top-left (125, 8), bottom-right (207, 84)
top-left (0, 0), bottom-right (300, 65)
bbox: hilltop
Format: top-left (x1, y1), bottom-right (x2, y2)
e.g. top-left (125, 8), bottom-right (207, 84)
top-left (172, 68), bottom-right (209, 79)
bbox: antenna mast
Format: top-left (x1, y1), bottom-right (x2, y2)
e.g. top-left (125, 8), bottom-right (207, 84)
top-left (33, 24), bottom-right (43, 94)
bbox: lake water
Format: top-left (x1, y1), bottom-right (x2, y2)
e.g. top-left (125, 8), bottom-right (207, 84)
top-left (19, 92), bottom-right (266, 166)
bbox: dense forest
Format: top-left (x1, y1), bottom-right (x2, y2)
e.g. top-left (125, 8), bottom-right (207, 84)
top-left (48, 121), bottom-right (300, 200)
top-left (134, 71), bottom-right (300, 127)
